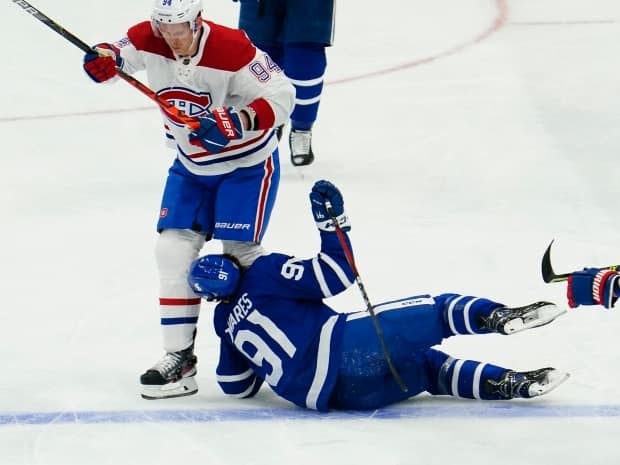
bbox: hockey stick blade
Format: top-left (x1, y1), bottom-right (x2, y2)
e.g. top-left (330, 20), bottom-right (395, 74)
top-left (541, 240), bottom-right (569, 283)
top-left (541, 240), bottom-right (619, 283)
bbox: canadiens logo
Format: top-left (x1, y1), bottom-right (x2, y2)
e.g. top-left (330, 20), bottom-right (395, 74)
top-left (157, 87), bottom-right (212, 126)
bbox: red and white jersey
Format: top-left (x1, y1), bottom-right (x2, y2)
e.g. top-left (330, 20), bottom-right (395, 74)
top-left (112, 20), bottom-right (295, 176)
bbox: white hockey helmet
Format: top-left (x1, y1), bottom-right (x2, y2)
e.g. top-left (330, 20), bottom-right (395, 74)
top-left (151, 0), bottom-right (203, 36)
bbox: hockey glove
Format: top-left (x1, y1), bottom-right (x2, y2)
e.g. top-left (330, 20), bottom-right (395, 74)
top-left (83, 43), bottom-right (122, 83)
top-left (309, 180), bottom-right (351, 232)
top-left (189, 107), bottom-right (244, 153)
top-left (567, 268), bottom-right (620, 309)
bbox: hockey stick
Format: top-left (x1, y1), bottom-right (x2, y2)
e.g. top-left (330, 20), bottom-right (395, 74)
top-left (325, 201), bottom-right (408, 392)
top-left (541, 239), bottom-right (618, 283)
top-left (11, 0), bottom-right (199, 130)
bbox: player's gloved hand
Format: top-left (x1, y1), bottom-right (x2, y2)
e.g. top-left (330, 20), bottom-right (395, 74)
top-left (309, 180), bottom-right (351, 232)
top-left (189, 107), bottom-right (244, 153)
top-left (83, 43), bottom-right (122, 83)
top-left (567, 267), bottom-right (620, 309)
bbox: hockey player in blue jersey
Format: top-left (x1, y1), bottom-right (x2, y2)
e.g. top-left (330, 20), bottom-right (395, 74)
top-left (186, 180), bottom-right (570, 411)
top-left (235, 0), bottom-right (336, 166)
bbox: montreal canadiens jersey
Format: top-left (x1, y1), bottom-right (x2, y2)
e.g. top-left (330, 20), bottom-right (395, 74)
top-left (213, 232), bottom-right (357, 411)
top-left (110, 20), bottom-right (295, 176)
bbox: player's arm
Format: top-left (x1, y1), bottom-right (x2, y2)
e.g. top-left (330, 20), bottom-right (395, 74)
top-left (82, 22), bottom-right (150, 83)
top-left (261, 181), bottom-right (356, 300)
top-left (216, 339), bottom-right (264, 398)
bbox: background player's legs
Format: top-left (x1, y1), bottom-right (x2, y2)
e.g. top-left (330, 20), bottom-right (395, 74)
top-left (283, 44), bottom-right (327, 166)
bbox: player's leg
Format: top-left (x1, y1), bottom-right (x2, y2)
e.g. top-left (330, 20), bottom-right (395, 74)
top-left (237, 0), bottom-right (286, 141)
top-left (329, 297), bottom-right (446, 409)
top-left (214, 150), bottom-right (280, 267)
top-left (282, 44), bottom-right (326, 166)
top-left (423, 348), bottom-right (569, 400)
top-left (435, 293), bottom-right (566, 336)
top-left (141, 160), bottom-right (215, 399)
top-left (238, 0), bottom-right (285, 45)
top-left (281, 0), bottom-right (334, 166)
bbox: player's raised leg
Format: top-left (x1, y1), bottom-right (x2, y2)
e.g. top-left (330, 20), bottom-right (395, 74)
top-left (436, 294), bottom-right (566, 336)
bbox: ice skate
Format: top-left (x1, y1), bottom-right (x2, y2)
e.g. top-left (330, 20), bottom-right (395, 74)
top-left (140, 343), bottom-right (198, 400)
top-left (484, 367), bottom-right (570, 399)
top-left (289, 129), bottom-right (315, 166)
top-left (478, 301), bottom-right (566, 335)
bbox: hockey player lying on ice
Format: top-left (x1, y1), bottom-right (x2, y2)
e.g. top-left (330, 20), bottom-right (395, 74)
top-left (161, 180), bottom-right (571, 411)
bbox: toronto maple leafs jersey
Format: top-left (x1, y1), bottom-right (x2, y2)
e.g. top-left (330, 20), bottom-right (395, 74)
top-left (213, 231), bottom-right (356, 411)
top-left (109, 20), bottom-right (295, 176)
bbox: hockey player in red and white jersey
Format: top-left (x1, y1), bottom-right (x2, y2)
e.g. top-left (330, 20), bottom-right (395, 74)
top-left (82, 0), bottom-right (295, 400)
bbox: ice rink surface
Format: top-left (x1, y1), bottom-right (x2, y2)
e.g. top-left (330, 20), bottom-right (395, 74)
top-left (1, 0), bottom-right (620, 464)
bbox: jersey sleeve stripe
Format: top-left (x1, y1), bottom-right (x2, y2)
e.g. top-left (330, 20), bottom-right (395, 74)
top-left (318, 252), bottom-right (354, 287)
top-left (216, 368), bottom-right (254, 383)
top-left (226, 378), bottom-right (258, 398)
top-left (312, 256), bottom-right (333, 297)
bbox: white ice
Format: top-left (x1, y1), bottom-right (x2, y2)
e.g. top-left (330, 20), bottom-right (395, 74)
top-left (1, 0), bottom-right (620, 464)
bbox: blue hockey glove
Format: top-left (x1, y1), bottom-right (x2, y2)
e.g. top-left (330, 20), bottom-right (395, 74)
top-left (309, 180), bottom-right (351, 232)
top-left (189, 106), bottom-right (243, 154)
top-left (83, 43), bottom-right (122, 83)
top-left (567, 268), bottom-right (620, 309)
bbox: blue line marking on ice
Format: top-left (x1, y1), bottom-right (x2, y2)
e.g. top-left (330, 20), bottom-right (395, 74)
top-left (2, 405), bottom-right (620, 425)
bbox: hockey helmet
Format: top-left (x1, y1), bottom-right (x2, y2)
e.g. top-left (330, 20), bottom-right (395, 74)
top-left (188, 254), bottom-right (241, 301)
top-left (151, 0), bottom-right (202, 36)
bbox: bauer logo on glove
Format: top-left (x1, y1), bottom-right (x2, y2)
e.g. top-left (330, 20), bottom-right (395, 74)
top-left (189, 106), bottom-right (244, 154)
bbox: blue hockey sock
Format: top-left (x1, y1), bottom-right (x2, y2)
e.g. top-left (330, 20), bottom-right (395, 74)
top-left (425, 349), bottom-right (508, 400)
top-left (282, 44), bottom-right (327, 129)
top-left (436, 293), bottom-right (503, 335)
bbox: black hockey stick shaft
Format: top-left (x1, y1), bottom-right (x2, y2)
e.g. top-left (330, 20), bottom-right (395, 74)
top-left (11, 0), bottom-right (199, 130)
top-left (542, 239), bottom-right (618, 283)
top-left (325, 201), bottom-right (408, 392)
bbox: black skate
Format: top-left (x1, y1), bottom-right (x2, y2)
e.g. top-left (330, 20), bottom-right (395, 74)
top-left (484, 368), bottom-right (570, 399)
top-left (478, 301), bottom-right (566, 335)
top-left (140, 343), bottom-right (198, 400)
top-left (289, 129), bottom-right (315, 166)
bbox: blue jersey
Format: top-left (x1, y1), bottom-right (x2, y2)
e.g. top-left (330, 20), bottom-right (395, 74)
top-left (213, 232), bottom-right (355, 411)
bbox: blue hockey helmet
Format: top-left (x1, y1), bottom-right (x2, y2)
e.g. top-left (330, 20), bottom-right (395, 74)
top-left (188, 254), bottom-right (241, 301)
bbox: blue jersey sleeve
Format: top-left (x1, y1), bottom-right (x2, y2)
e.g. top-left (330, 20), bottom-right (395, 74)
top-left (216, 339), bottom-right (264, 398)
top-left (249, 231), bottom-right (356, 301)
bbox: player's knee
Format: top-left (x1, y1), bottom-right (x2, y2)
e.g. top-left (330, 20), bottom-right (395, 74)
top-left (222, 240), bottom-right (266, 268)
top-left (155, 229), bottom-right (205, 276)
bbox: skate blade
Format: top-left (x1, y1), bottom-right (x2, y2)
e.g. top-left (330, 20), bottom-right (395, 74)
top-left (503, 304), bottom-right (567, 334)
top-left (528, 370), bottom-right (570, 397)
top-left (141, 376), bottom-right (198, 400)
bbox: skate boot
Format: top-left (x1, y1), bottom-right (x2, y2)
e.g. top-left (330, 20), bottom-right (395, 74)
top-left (289, 129), bottom-right (315, 166)
top-left (140, 343), bottom-right (198, 400)
top-left (484, 368), bottom-right (570, 399)
top-left (478, 301), bottom-right (566, 335)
